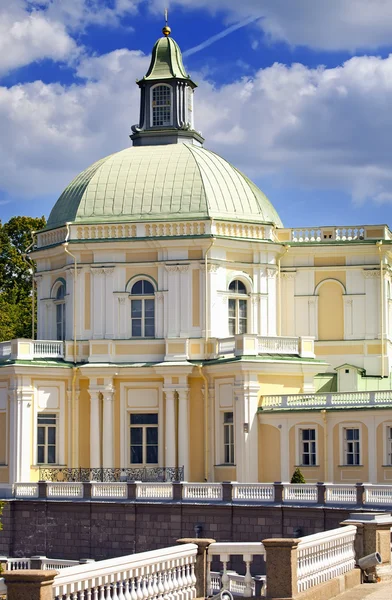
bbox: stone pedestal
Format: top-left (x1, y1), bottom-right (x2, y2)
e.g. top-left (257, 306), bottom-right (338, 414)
top-left (177, 537), bottom-right (216, 598)
top-left (341, 512), bottom-right (392, 581)
top-left (262, 538), bottom-right (298, 599)
top-left (3, 570), bottom-right (57, 600)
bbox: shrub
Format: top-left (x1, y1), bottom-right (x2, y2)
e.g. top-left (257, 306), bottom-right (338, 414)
top-left (291, 467), bottom-right (306, 483)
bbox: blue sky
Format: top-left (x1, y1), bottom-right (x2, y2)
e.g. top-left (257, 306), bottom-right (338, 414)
top-left (2, 0), bottom-right (392, 228)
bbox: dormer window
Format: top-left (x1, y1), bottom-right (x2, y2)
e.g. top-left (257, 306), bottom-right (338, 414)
top-left (152, 84), bottom-right (172, 127)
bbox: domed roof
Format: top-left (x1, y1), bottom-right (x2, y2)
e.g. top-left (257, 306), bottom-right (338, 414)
top-left (47, 144), bottom-right (283, 229)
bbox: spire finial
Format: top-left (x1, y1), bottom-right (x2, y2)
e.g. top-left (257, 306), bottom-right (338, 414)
top-left (162, 8), bottom-right (171, 36)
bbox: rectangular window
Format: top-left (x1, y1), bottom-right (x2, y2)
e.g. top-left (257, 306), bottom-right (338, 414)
top-left (300, 428), bottom-right (316, 466)
top-left (130, 413), bottom-right (158, 465)
top-left (387, 427), bottom-right (392, 465)
top-left (37, 413), bottom-right (57, 464)
top-left (344, 428), bottom-right (360, 465)
top-left (223, 411), bottom-right (234, 464)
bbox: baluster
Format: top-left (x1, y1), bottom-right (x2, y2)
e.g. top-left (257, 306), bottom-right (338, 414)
top-left (162, 569), bottom-right (171, 600)
top-left (206, 555), bottom-right (213, 596)
top-left (130, 577), bottom-right (138, 600)
top-left (190, 560), bottom-right (196, 596)
top-left (124, 580), bottom-right (132, 600)
top-left (87, 589), bottom-right (92, 600)
top-left (168, 563), bottom-right (176, 600)
top-left (118, 580), bottom-right (126, 600)
top-left (157, 570), bottom-right (165, 600)
top-left (105, 582), bottom-right (112, 600)
top-left (221, 555), bottom-right (229, 590)
top-left (176, 559), bottom-right (183, 600)
top-left (141, 572), bottom-right (149, 600)
top-left (136, 573), bottom-right (144, 600)
top-left (72, 593), bottom-right (78, 600)
top-left (152, 568), bottom-right (159, 600)
top-left (147, 566), bottom-right (155, 600)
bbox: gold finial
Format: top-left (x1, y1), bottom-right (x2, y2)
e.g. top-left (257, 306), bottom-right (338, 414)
top-left (162, 8), bottom-right (171, 36)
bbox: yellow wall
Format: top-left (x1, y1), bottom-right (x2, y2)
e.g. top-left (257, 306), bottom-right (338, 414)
top-left (189, 377), bottom-right (205, 481)
top-left (314, 256), bottom-right (346, 267)
top-left (126, 266), bottom-right (158, 287)
top-left (258, 375), bottom-right (303, 401)
top-left (333, 422), bottom-right (368, 482)
top-left (215, 466), bottom-right (236, 481)
top-left (126, 251), bottom-right (158, 262)
top-left (318, 280), bottom-right (344, 341)
top-left (259, 424), bottom-right (280, 482)
top-left (0, 412), bottom-right (6, 465)
top-left (78, 380), bottom-right (90, 468)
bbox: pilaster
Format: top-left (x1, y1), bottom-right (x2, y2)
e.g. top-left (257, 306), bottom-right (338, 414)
top-left (164, 388), bottom-right (177, 470)
top-left (9, 376), bottom-right (33, 483)
top-left (234, 374), bottom-right (259, 482)
top-left (178, 387), bottom-right (190, 480)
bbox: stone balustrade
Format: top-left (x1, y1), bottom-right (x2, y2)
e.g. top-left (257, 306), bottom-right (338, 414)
top-left (207, 542), bottom-right (266, 597)
top-left (278, 224), bottom-right (392, 243)
top-left (0, 339), bottom-right (64, 362)
top-left (12, 481), bottom-right (392, 509)
top-left (261, 389), bottom-right (392, 410)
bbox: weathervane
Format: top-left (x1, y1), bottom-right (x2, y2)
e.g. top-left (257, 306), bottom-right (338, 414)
top-left (163, 7), bottom-right (171, 36)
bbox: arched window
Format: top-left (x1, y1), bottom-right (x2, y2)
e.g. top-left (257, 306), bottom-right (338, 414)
top-left (131, 279), bottom-right (155, 337)
top-left (228, 279), bottom-right (248, 335)
top-left (152, 84), bottom-right (172, 127)
top-left (54, 283), bottom-right (66, 341)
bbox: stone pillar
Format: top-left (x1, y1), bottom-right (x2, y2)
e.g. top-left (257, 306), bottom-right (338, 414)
top-left (8, 377), bottom-right (33, 484)
top-left (341, 513), bottom-right (392, 581)
top-left (89, 389), bottom-right (101, 469)
top-left (91, 268), bottom-right (105, 338)
top-left (178, 388), bottom-right (190, 480)
top-left (262, 538), bottom-right (299, 599)
top-left (164, 388), bottom-right (177, 469)
top-left (3, 571), bottom-right (57, 600)
top-left (104, 267), bottom-right (115, 339)
top-left (102, 386), bottom-right (114, 468)
top-left (177, 538), bottom-right (216, 598)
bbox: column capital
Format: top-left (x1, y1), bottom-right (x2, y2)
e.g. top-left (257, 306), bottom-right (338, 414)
top-left (177, 387), bottom-right (189, 400)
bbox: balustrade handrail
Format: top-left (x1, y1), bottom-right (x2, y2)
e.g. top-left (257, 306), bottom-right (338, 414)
top-left (208, 542), bottom-right (265, 557)
top-left (261, 389), bottom-right (392, 410)
top-left (297, 525), bottom-right (356, 550)
top-left (53, 543), bottom-right (197, 594)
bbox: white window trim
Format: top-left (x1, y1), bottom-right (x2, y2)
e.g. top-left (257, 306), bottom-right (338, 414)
top-left (214, 378), bottom-right (235, 466)
top-left (129, 413), bottom-right (159, 466)
top-left (33, 382), bottom-right (65, 467)
top-left (339, 422), bottom-right (362, 466)
top-left (295, 424), bottom-right (318, 467)
top-left (150, 83), bottom-right (173, 128)
top-left (119, 383), bottom-right (163, 469)
top-left (383, 423), bottom-right (392, 466)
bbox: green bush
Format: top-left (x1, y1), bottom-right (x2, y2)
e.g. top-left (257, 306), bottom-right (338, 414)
top-left (291, 467), bottom-right (306, 483)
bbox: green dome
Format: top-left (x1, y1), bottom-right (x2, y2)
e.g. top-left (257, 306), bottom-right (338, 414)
top-left (47, 144), bottom-right (283, 229)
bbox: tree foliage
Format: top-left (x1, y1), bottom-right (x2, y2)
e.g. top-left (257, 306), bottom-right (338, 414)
top-left (0, 216), bottom-right (46, 341)
top-left (291, 467), bottom-right (306, 483)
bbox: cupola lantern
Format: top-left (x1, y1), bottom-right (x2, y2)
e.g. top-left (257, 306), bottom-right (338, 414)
top-left (131, 21), bottom-right (204, 146)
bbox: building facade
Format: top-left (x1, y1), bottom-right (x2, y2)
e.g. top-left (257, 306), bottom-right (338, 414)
top-left (1, 27), bottom-right (392, 491)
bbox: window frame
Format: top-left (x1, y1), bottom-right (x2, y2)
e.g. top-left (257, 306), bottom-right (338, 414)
top-left (129, 412), bottom-right (159, 466)
top-left (223, 411), bottom-right (235, 465)
top-left (129, 278), bottom-right (156, 338)
top-left (150, 83), bottom-right (173, 128)
top-left (384, 423), bottom-right (392, 466)
top-left (340, 424), bottom-right (362, 466)
top-left (227, 279), bottom-right (249, 336)
top-left (52, 281), bottom-right (67, 341)
top-left (37, 413), bottom-right (58, 465)
top-left (298, 427), bottom-right (317, 467)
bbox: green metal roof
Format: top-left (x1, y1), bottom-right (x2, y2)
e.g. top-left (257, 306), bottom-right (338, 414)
top-left (46, 144), bottom-right (283, 229)
top-left (143, 36), bottom-right (190, 81)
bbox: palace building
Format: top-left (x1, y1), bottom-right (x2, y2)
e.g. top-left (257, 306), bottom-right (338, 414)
top-left (1, 25), bottom-right (392, 493)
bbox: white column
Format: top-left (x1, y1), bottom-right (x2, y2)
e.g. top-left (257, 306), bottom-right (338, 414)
top-left (179, 265), bottom-right (190, 337)
top-left (166, 266), bottom-right (180, 337)
top-left (164, 389), bottom-right (176, 468)
top-left (280, 419), bottom-right (289, 481)
top-left (177, 388), bottom-right (190, 480)
top-left (89, 390), bottom-right (101, 468)
top-left (234, 378), bottom-right (259, 482)
top-left (104, 267), bottom-right (115, 339)
top-left (91, 268), bottom-right (105, 338)
top-left (368, 417), bottom-right (377, 484)
top-left (102, 387), bottom-right (114, 468)
top-left (266, 268), bottom-right (278, 336)
top-left (9, 378), bottom-right (33, 483)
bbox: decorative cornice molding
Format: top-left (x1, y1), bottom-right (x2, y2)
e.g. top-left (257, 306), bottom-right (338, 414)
top-left (363, 269), bottom-right (381, 279)
top-left (281, 271), bottom-right (297, 279)
top-left (266, 267), bottom-right (278, 279)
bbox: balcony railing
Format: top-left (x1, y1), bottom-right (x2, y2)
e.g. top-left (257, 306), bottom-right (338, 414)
top-left (0, 339), bottom-right (64, 361)
top-left (12, 481), bottom-right (392, 508)
top-left (38, 466), bottom-right (184, 483)
top-left (277, 224), bottom-right (392, 243)
top-left (261, 390), bottom-right (392, 410)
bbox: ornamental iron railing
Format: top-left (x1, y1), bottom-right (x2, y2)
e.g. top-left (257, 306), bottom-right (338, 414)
top-left (38, 466), bottom-right (184, 483)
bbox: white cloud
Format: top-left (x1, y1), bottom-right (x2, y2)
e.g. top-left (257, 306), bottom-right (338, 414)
top-left (159, 0), bottom-right (392, 51)
top-left (0, 1), bottom-right (77, 75)
top-left (2, 50), bottom-right (392, 212)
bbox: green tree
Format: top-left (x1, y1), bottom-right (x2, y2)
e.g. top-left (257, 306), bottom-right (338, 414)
top-left (0, 216), bottom-right (46, 341)
top-left (291, 467), bottom-right (306, 483)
